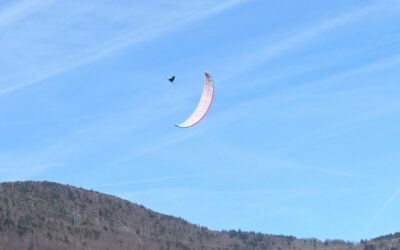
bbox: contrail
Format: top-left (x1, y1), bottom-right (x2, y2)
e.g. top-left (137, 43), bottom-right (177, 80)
top-left (116, 2), bottom-right (390, 156)
top-left (363, 188), bottom-right (400, 234)
top-left (0, 0), bottom-right (250, 97)
top-left (0, 0), bottom-right (56, 30)
top-left (218, 1), bottom-right (385, 80)
top-left (93, 171), bottom-right (218, 188)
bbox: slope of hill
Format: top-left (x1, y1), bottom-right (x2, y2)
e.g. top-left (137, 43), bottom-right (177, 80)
top-left (0, 181), bottom-right (398, 250)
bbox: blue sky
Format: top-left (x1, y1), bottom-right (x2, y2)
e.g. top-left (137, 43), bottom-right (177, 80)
top-left (1, 0), bottom-right (400, 241)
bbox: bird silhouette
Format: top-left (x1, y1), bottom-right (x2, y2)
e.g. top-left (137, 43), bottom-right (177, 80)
top-left (168, 76), bottom-right (175, 84)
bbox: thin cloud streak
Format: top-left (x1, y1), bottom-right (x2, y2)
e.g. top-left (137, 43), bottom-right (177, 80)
top-left (0, 0), bottom-right (250, 97)
top-left (0, 1), bottom-right (384, 173)
top-left (93, 171), bottom-right (219, 188)
top-left (363, 188), bottom-right (400, 234)
top-left (122, 50), bottom-right (400, 170)
top-left (0, 0), bottom-right (56, 30)
top-left (0, 88), bottom-right (194, 180)
top-left (219, 1), bottom-right (387, 81)
top-left (109, 129), bottom-right (202, 168)
top-left (0, 161), bottom-right (65, 181)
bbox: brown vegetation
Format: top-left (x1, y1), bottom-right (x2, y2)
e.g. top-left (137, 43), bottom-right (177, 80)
top-left (0, 181), bottom-right (399, 250)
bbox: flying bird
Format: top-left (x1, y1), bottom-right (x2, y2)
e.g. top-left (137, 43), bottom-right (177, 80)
top-left (168, 76), bottom-right (175, 84)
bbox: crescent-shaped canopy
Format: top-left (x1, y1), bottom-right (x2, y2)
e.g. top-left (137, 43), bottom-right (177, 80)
top-left (176, 72), bottom-right (214, 128)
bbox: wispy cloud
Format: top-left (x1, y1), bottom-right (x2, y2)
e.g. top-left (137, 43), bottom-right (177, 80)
top-left (219, 1), bottom-right (387, 80)
top-left (0, 160), bottom-right (65, 181)
top-left (0, 1), bottom-right (252, 180)
top-left (116, 185), bottom-right (358, 221)
top-left (115, 2), bottom-right (396, 157)
top-left (0, 0), bottom-right (56, 30)
top-left (108, 128), bottom-right (202, 167)
top-left (0, 88), bottom-right (197, 180)
top-left (93, 171), bottom-right (218, 188)
top-left (215, 142), bottom-right (367, 179)
top-left (0, 0), bottom-right (249, 97)
top-left (0, 1), bottom-right (391, 173)
top-left (115, 50), bottom-right (400, 175)
top-left (363, 188), bottom-right (400, 234)
top-left (2, 0), bottom-right (397, 190)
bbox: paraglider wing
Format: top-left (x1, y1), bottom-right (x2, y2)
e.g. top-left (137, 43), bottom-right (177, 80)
top-left (176, 72), bottom-right (214, 128)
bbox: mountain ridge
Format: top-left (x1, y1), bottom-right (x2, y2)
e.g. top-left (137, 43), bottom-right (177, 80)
top-left (0, 181), bottom-right (398, 250)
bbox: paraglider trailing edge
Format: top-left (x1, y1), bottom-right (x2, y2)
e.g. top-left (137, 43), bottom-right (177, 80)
top-left (175, 72), bottom-right (214, 128)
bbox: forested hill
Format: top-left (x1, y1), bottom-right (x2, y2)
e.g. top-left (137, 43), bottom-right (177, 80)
top-left (0, 181), bottom-right (399, 250)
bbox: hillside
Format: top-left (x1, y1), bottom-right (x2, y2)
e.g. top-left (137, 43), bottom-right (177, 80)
top-left (0, 181), bottom-right (398, 250)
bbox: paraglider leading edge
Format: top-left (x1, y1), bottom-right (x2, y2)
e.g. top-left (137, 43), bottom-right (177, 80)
top-left (175, 72), bottom-right (214, 128)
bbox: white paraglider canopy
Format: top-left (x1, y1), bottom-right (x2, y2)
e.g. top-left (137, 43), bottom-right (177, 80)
top-left (176, 72), bottom-right (214, 128)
